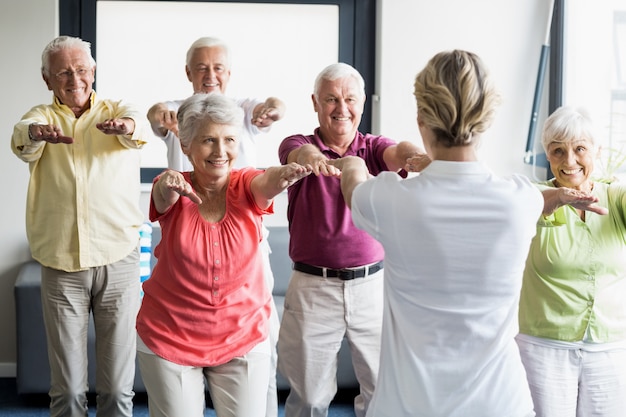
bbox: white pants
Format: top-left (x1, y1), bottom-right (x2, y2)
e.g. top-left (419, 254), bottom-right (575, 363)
top-left (517, 337), bottom-right (626, 417)
top-left (138, 337), bottom-right (271, 417)
top-left (41, 249), bottom-right (140, 417)
top-left (277, 269), bottom-right (383, 417)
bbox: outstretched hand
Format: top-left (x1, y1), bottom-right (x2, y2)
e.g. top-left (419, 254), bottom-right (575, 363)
top-left (327, 155), bottom-right (366, 173)
top-left (96, 118), bottom-right (135, 136)
top-left (157, 170), bottom-right (202, 205)
top-left (559, 188), bottom-right (608, 215)
top-left (405, 152), bottom-right (431, 173)
top-left (307, 157), bottom-right (342, 177)
top-left (277, 163), bottom-right (313, 189)
top-left (28, 124), bottom-right (73, 144)
top-left (252, 106), bottom-right (281, 128)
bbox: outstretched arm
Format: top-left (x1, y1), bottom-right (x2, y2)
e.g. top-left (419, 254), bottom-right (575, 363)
top-left (286, 143), bottom-right (342, 177)
top-left (152, 170), bottom-right (202, 214)
top-left (252, 97), bottom-right (286, 128)
top-left (96, 118), bottom-right (136, 136)
top-left (147, 102), bottom-right (178, 137)
top-left (327, 156), bottom-right (370, 209)
top-left (542, 188), bottom-right (608, 216)
top-left (383, 141), bottom-right (430, 172)
top-left (251, 163), bottom-right (312, 209)
top-left (27, 123), bottom-right (74, 144)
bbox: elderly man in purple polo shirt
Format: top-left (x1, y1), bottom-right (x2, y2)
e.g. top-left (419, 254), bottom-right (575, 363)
top-left (276, 62), bottom-right (427, 417)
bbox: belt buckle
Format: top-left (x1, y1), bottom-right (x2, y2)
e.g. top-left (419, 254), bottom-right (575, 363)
top-left (336, 269), bottom-right (356, 280)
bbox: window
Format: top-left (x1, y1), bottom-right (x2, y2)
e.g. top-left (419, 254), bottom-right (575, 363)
top-left (557, 0), bottom-right (626, 178)
top-left (59, 0), bottom-right (375, 179)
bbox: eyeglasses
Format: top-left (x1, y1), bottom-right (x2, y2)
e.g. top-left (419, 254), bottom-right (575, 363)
top-left (53, 67), bottom-right (91, 81)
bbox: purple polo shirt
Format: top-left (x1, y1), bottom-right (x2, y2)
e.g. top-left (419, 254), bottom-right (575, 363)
top-left (278, 128), bottom-right (395, 269)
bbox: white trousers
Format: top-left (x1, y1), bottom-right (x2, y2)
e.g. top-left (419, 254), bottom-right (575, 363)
top-left (138, 337), bottom-right (271, 417)
top-left (41, 249), bottom-right (140, 417)
top-left (517, 337), bottom-right (626, 417)
top-left (277, 269), bottom-right (383, 417)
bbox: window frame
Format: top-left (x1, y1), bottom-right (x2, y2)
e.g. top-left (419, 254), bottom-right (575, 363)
top-left (58, 0), bottom-right (376, 132)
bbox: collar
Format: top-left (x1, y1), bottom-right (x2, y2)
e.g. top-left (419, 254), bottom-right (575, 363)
top-left (312, 128), bottom-right (364, 157)
top-left (52, 91), bottom-right (96, 117)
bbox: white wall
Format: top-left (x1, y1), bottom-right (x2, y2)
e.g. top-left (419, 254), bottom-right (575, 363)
top-left (0, 0), bottom-right (58, 376)
top-left (376, 0), bottom-right (551, 182)
top-left (0, 0), bottom-right (549, 374)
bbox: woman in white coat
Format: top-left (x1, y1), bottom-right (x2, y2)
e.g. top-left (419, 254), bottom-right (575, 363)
top-left (330, 49), bottom-right (605, 417)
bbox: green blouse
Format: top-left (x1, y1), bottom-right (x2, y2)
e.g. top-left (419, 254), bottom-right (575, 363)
top-left (519, 180), bottom-right (626, 343)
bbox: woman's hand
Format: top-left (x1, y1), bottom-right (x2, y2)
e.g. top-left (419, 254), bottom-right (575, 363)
top-left (153, 170), bottom-right (201, 213)
top-left (276, 162), bottom-right (313, 189)
top-left (558, 188), bottom-right (608, 215)
top-left (251, 163), bottom-right (312, 209)
top-left (405, 152), bottom-right (431, 173)
top-left (542, 187), bottom-right (608, 216)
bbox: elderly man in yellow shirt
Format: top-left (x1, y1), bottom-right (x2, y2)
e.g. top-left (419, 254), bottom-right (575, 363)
top-left (11, 35), bottom-right (150, 417)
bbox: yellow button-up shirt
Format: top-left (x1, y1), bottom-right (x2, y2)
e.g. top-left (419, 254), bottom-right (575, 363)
top-left (11, 92), bottom-right (149, 272)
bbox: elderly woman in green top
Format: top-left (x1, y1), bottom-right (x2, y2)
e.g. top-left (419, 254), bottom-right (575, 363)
top-left (517, 105), bottom-right (626, 417)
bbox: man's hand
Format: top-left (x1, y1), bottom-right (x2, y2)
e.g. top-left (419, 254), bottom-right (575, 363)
top-left (148, 103), bottom-right (179, 137)
top-left (252, 106), bottom-right (281, 128)
top-left (96, 118), bottom-right (135, 136)
top-left (252, 97), bottom-right (285, 128)
top-left (29, 124), bottom-right (73, 144)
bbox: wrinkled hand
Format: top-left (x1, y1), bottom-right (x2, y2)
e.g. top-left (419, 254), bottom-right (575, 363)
top-left (327, 156), bottom-right (365, 172)
top-left (252, 106), bottom-right (281, 128)
top-left (560, 188), bottom-right (608, 215)
top-left (277, 163), bottom-right (313, 188)
top-left (405, 151), bottom-right (431, 172)
top-left (96, 118), bottom-right (135, 136)
top-left (305, 156), bottom-right (342, 177)
top-left (29, 124), bottom-right (73, 144)
top-left (158, 170), bottom-right (202, 204)
top-left (155, 108), bottom-right (179, 136)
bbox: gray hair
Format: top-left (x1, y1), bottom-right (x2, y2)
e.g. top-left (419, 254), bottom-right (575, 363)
top-left (541, 106), bottom-right (598, 153)
top-left (185, 37), bottom-right (231, 68)
top-left (313, 63), bottom-right (365, 100)
top-left (41, 36), bottom-right (96, 76)
top-left (177, 93), bottom-right (244, 147)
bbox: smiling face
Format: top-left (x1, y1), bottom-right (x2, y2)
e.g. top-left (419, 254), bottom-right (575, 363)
top-left (43, 47), bottom-right (95, 117)
top-left (182, 122), bottom-right (239, 178)
top-left (312, 76), bottom-right (365, 142)
top-left (186, 46), bottom-right (231, 95)
top-left (546, 138), bottom-right (597, 191)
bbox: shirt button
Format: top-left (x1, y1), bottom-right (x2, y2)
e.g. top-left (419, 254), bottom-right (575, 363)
top-left (215, 259), bottom-right (220, 265)
top-left (588, 301), bottom-right (593, 306)
top-left (214, 241), bottom-right (219, 246)
top-left (213, 291), bottom-right (219, 296)
top-left (214, 276), bottom-right (219, 281)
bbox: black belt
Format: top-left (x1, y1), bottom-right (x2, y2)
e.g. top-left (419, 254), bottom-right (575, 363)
top-left (293, 261), bottom-right (383, 280)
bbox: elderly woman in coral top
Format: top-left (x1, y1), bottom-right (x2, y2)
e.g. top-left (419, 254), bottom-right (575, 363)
top-left (135, 93), bottom-right (311, 417)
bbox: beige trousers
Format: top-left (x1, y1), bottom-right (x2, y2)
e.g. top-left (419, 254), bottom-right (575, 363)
top-left (277, 269), bottom-right (383, 417)
top-left (41, 248), bottom-right (140, 417)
